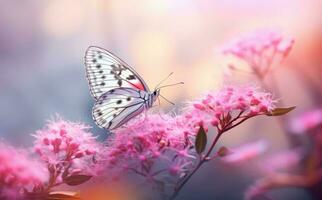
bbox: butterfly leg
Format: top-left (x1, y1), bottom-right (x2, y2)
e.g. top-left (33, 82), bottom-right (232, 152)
top-left (157, 110), bottom-right (166, 120)
top-left (149, 97), bottom-right (160, 110)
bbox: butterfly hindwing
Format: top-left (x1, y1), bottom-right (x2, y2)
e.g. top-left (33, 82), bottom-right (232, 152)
top-left (92, 88), bottom-right (147, 130)
top-left (85, 46), bottom-right (150, 100)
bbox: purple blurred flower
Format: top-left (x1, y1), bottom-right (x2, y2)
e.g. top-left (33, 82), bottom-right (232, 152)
top-left (223, 30), bottom-right (294, 79)
top-left (261, 148), bottom-right (303, 173)
top-left (0, 142), bottom-right (48, 199)
top-left (222, 140), bottom-right (268, 163)
top-left (289, 108), bottom-right (322, 134)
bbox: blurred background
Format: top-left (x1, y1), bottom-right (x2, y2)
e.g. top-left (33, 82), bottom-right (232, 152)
top-left (0, 0), bottom-right (321, 199)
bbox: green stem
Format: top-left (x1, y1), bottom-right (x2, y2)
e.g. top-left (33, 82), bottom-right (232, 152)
top-left (170, 131), bottom-right (223, 200)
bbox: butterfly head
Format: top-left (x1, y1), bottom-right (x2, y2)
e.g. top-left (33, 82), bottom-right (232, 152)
top-left (153, 81), bottom-right (184, 106)
top-left (152, 89), bottom-right (161, 101)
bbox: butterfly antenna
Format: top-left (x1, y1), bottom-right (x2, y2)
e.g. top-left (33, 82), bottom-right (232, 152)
top-left (157, 82), bottom-right (184, 90)
top-left (156, 98), bottom-right (168, 120)
top-left (154, 72), bottom-right (174, 90)
top-left (160, 94), bottom-right (175, 105)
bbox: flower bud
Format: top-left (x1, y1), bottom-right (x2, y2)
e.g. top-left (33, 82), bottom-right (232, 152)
top-left (74, 151), bottom-right (84, 158)
top-left (43, 138), bottom-right (50, 145)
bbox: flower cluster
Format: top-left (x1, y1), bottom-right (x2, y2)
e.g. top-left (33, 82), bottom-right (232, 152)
top-left (101, 85), bottom-right (278, 199)
top-left (185, 86), bottom-right (276, 132)
top-left (33, 117), bottom-right (101, 188)
top-left (0, 142), bottom-right (48, 199)
top-left (104, 114), bottom-right (196, 184)
top-left (222, 30), bottom-right (294, 79)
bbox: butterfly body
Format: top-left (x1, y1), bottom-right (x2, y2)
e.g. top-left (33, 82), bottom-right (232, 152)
top-left (85, 46), bottom-right (160, 130)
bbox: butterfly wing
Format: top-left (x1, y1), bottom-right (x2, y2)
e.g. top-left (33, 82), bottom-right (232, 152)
top-left (85, 46), bottom-right (150, 100)
top-left (92, 87), bottom-right (148, 130)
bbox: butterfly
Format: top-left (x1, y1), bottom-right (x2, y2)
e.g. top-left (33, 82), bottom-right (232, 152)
top-left (84, 46), bottom-right (181, 130)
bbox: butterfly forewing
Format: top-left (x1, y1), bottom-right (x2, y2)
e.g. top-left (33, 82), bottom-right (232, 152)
top-left (85, 46), bottom-right (150, 100)
top-left (92, 88), bottom-right (147, 130)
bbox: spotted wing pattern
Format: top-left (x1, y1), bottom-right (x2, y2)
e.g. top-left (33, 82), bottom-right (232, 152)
top-left (85, 46), bottom-right (149, 100)
top-left (92, 87), bottom-right (148, 130)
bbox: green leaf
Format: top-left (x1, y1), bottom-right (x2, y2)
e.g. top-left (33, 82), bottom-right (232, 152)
top-left (266, 106), bottom-right (296, 116)
top-left (195, 126), bottom-right (207, 154)
top-left (48, 191), bottom-right (80, 200)
top-left (64, 175), bottom-right (92, 186)
top-left (217, 146), bottom-right (231, 157)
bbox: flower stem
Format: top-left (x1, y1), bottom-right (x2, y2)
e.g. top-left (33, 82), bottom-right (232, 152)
top-left (170, 131), bottom-right (223, 200)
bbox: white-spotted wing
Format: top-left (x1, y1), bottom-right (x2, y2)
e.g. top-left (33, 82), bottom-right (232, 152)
top-left (92, 87), bottom-right (148, 130)
top-left (85, 46), bottom-right (150, 100)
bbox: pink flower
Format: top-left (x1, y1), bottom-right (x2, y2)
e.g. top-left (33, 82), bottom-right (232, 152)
top-left (168, 157), bottom-right (193, 177)
top-left (185, 86), bottom-right (276, 132)
top-left (289, 108), bottom-right (322, 134)
top-left (99, 86), bottom-right (281, 198)
top-left (0, 142), bottom-right (48, 199)
top-left (222, 140), bottom-right (268, 163)
top-left (33, 116), bottom-right (102, 187)
top-left (103, 114), bottom-right (196, 181)
top-left (222, 30), bottom-right (294, 78)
